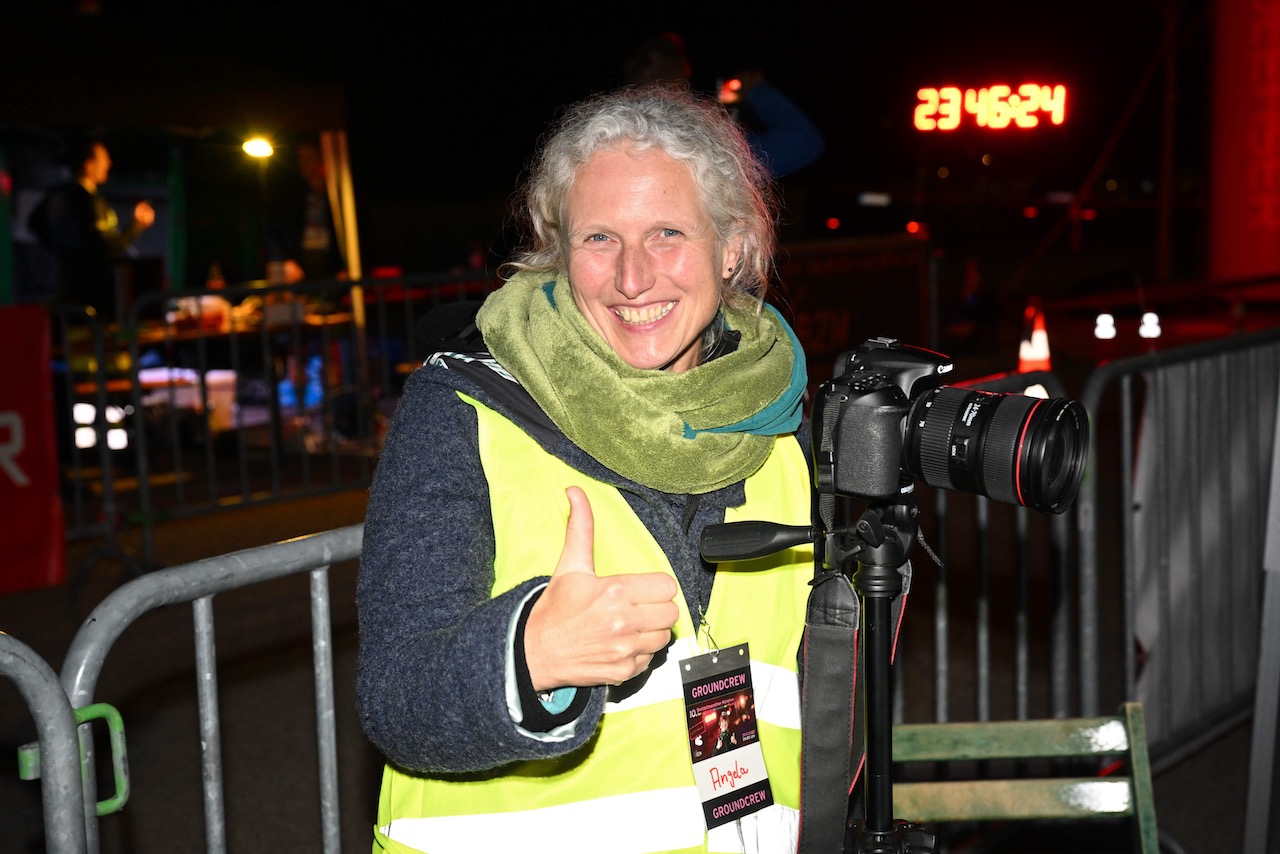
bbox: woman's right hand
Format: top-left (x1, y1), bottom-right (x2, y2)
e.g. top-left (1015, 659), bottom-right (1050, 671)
top-left (523, 486), bottom-right (680, 692)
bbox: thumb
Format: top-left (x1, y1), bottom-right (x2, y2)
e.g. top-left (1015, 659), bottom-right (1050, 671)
top-left (553, 486), bottom-right (596, 577)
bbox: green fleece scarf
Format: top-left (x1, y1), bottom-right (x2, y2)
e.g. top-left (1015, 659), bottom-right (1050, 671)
top-left (475, 272), bottom-right (806, 494)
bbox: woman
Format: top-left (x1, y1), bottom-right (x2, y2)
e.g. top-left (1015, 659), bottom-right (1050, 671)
top-left (357, 84), bottom-right (814, 854)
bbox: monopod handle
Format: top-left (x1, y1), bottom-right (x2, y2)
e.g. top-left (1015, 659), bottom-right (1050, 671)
top-left (700, 522), bottom-right (815, 563)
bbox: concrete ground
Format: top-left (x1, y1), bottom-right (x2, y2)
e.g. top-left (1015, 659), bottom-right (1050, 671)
top-left (0, 486), bottom-right (1275, 853)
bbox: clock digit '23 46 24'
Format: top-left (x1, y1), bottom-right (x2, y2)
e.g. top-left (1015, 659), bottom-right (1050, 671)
top-left (914, 84), bottom-right (1067, 131)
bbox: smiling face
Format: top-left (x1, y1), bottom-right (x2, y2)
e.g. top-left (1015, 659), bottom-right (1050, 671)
top-left (565, 144), bottom-right (738, 373)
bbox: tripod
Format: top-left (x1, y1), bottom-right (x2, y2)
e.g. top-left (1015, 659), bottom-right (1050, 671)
top-left (700, 493), bottom-right (936, 853)
top-left (832, 496), bottom-right (934, 853)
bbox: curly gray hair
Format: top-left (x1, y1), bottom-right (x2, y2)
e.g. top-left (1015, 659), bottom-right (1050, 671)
top-left (506, 84), bottom-right (778, 307)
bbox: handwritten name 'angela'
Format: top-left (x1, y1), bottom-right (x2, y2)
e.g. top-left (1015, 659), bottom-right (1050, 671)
top-left (708, 759), bottom-right (750, 791)
top-left (689, 673), bottom-right (747, 699)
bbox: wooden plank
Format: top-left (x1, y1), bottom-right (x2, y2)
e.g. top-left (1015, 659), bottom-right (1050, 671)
top-left (893, 716), bottom-right (1130, 762)
top-left (894, 778), bottom-right (1133, 823)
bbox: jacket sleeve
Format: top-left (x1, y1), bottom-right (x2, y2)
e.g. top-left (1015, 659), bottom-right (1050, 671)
top-left (744, 82), bottom-right (826, 178)
top-left (355, 367), bottom-right (605, 773)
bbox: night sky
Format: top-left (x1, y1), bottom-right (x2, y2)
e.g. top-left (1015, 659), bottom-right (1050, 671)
top-left (97, 1), bottom-right (1203, 201)
top-left (14, 1), bottom-right (1216, 282)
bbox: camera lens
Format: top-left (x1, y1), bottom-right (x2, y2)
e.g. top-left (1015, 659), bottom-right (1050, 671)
top-left (904, 387), bottom-right (1089, 514)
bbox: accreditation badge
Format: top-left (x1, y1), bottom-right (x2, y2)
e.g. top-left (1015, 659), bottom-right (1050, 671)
top-left (681, 642), bottom-right (773, 829)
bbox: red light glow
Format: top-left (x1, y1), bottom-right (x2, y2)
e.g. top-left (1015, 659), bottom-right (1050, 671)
top-left (915, 84), bottom-right (1067, 131)
top-left (825, 217), bottom-right (841, 230)
top-left (906, 221), bottom-right (922, 234)
top-left (718, 78), bottom-right (744, 104)
top-left (1023, 206), bottom-right (1039, 218)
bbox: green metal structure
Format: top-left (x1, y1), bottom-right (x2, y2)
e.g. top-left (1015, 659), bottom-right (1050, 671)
top-left (893, 702), bottom-right (1159, 852)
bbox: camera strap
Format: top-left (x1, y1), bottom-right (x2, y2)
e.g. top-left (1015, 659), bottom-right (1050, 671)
top-left (796, 547), bottom-right (912, 852)
top-left (797, 567), bottom-right (860, 854)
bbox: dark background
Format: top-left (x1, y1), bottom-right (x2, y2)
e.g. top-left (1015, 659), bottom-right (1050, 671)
top-left (5, 1), bottom-right (1215, 315)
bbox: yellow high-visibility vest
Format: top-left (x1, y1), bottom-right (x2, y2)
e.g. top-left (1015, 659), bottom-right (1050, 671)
top-left (375, 394), bottom-right (814, 854)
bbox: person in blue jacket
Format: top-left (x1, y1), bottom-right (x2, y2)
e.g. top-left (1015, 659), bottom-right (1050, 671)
top-left (621, 31), bottom-right (825, 178)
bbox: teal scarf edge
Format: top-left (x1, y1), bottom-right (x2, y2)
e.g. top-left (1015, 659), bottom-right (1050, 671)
top-left (689, 304), bottom-right (807, 437)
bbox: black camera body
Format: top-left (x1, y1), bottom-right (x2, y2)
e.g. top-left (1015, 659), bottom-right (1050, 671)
top-left (813, 337), bottom-right (1088, 514)
top-left (814, 337), bottom-right (951, 501)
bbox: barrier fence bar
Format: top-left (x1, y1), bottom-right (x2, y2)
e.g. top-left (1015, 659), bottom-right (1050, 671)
top-left (58, 524), bottom-right (363, 854)
top-left (0, 632), bottom-right (88, 854)
top-left (192, 595), bottom-right (226, 854)
top-left (1245, 373), bottom-right (1280, 851)
top-left (311, 567), bottom-right (342, 853)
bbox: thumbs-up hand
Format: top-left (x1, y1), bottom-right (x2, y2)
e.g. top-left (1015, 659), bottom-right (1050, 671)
top-left (524, 486), bottom-right (680, 692)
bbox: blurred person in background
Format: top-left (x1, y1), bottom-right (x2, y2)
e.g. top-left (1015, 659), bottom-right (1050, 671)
top-left (622, 32), bottom-right (825, 179)
top-left (266, 138), bottom-right (345, 284)
top-left (29, 136), bottom-right (155, 320)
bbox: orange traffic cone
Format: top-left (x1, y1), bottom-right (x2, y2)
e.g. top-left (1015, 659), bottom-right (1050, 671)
top-left (1018, 302), bottom-right (1052, 373)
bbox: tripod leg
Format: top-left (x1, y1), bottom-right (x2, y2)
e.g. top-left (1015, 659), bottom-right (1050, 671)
top-left (863, 593), bottom-right (896, 836)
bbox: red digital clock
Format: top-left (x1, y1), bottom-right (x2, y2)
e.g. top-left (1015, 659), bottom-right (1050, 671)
top-left (914, 84), bottom-right (1067, 131)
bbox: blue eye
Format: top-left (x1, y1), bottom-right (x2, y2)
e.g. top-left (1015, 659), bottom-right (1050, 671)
top-left (661, 228), bottom-right (681, 237)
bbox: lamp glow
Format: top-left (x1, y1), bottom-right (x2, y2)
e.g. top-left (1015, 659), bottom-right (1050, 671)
top-left (75, 426), bottom-right (96, 450)
top-left (1094, 313), bottom-right (1117, 340)
top-left (243, 138), bottom-right (274, 158)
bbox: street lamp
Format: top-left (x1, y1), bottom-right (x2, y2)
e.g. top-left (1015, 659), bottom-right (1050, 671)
top-left (242, 137), bottom-right (274, 158)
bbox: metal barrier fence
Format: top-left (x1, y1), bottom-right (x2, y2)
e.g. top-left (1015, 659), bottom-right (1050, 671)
top-left (48, 304), bottom-right (150, 591)
top-left (50, 306), bottom-right (124, 546)
top-left (8, 422), bottom-right (1097, 854)
top-left (1074, 327), bottom-right (1280, 851)
top-left (20, 321), bottom-right (1279, 850)
top-left (53, 238), bottom-right (936, 571)
top-left (55, 272), bottom-right (497, 566)
top-left (48, 523), bottom-right (364, 854)
top-left (898, 327), bottom-right (1280, 747)
top-left (1076, 327), bottom-right (1280, 739)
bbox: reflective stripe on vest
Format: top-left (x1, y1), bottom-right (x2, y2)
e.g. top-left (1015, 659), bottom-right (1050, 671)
top-left (377, 394), bottom-right (813, 854)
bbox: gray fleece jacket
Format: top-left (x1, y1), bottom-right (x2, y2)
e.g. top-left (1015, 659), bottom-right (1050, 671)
top-left (356, 354), bottom-right (811, 775)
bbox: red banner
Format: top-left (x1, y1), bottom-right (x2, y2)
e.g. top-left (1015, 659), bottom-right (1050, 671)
top-left (0, 304), bottom-right (65, 595)
top-left (1209, 0), bottom-right (1280, 282)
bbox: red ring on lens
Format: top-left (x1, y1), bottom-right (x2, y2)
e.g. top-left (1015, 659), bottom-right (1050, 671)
top-left (1013, 397), bottom-right (1047, 507)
